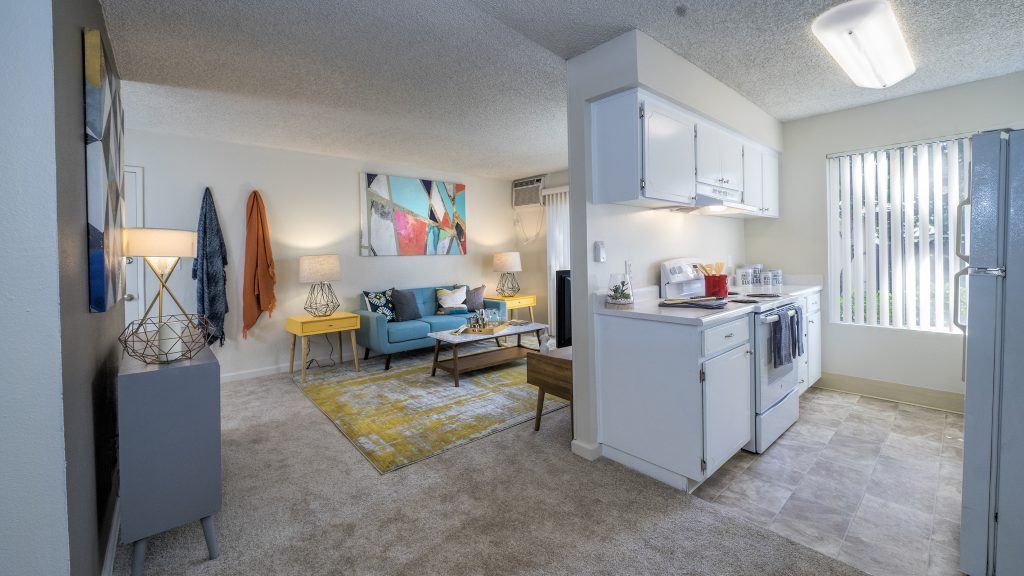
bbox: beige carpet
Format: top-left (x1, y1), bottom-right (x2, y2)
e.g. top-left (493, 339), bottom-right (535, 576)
top-left (113, 346), bottom-right (865, 576)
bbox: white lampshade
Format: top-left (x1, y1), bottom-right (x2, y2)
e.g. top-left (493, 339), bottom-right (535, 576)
top-left (812, 0), bottom-right (915, 89)
top-left (122, 228), bottom-right (197, 257)
top-left (492, 251), bottom-right (522, 273)
top-left (299, 254), bottom-right (341, 283)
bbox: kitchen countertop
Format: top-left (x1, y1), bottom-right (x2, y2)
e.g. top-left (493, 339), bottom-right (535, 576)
top-left (593, 284), bottom-right (821, 327)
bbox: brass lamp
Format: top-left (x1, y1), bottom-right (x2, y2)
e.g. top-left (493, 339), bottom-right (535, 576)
top-left (299, 254), bottom-right (341, 316)
top-left (119, 227), bottom-right (211, 363)
top-left (493, 251), bottom-right (522, 297)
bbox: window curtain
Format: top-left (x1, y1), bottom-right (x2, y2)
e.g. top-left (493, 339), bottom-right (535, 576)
top-left (828, 137), bottom-right (970, 332)
top-left (544, 186), bottom-right (570, 335)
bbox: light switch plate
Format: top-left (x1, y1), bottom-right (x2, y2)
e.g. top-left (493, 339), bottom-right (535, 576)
top-left (593, 241), bottom-right (606, 263)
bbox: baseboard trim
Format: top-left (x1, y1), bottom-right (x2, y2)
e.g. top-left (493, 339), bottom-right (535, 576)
top-left (100, 497), bottom-right (119, 576)
top-left (816, 373), bottom-right (964, 413)
top-left (221, 363), bottom-right (290, 383)
top-left (570, 439), bottom-right (602, 461)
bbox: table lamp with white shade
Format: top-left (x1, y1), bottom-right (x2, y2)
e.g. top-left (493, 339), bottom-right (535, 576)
top-left (299, 254), bottom-right (341, 317)
top-left (493, 251), bottom-right (522, 297)
top-left (119, 227), bottom-right (212, 364)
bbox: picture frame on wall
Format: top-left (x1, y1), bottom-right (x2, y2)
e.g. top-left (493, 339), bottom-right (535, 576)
top-left (84, 28), bottom-right (126, 312)
top-left (359, 173), bottom-right (467, 256)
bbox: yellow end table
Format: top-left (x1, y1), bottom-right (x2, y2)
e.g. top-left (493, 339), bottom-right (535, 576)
top-left (487, 294), bottom-right (538, 322)
top-left (285, 311), bottom-right (360, 383)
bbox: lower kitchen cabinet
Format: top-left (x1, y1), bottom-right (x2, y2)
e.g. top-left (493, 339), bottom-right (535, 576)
top-left (594, 311), bottom-right (753, 491)
top-left (702, 342), bottom-right (753, 475)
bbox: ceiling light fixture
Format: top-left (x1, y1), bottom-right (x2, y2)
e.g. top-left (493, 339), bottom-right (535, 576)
top-left (811, 0), bottom-right (915, 89)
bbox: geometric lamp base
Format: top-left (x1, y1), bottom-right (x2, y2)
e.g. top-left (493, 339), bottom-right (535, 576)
top-left (119, 314), bottom-right (213, 364)
top-left (304, 281), bottom-right (340, 317)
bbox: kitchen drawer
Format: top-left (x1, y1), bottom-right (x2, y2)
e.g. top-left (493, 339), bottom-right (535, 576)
top-left (300, 316), bottom-right (359, 335)
top-left (806, 292), bottom-right (820, 313)
top-left (703, 317), bottom-right (749, 358)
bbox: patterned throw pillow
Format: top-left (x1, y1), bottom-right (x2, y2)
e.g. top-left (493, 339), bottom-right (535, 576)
top-left (363, 289), bottom-right (395, 321)
top-left (436, 286), bottom-right (467, 314)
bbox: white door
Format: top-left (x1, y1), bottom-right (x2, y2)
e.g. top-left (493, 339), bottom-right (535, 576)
top-left (718, 132), bottom-right (745, 192)
top-left (742, 146), bottom-right (763, 209)
top-left (762, 153), bottom-right (780, 218)
top-left (695, 123), bottom-right (720, 186)
top-left (642, 100), bottom-right (696, 205)
top-left (123, 165), bottom-right (146, 326)
top-left (807, 309), bottom-right (822, 386)
top-left (702, 342), bottom-right (752, 477)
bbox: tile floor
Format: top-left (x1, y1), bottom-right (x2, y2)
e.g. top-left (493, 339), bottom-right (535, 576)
top-left (694, 387), bottom-right (964, 576)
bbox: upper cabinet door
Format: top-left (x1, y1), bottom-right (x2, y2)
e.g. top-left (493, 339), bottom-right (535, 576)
top-left (591, 91), bottom-right (642, 205)
top-left (695, 123), bottom-right (721, 187)
top-left (718, 132), bottom-right (745, 192)
top-left (742, 146), bottom-right (763, 209)
top-left (643, 100), bottom-right (696, 205)
top-left (762, 152), bottom-right (780, 218)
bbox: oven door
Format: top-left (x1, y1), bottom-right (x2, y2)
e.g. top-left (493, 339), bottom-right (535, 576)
top-left (755, 310), bottom-right (799, 413)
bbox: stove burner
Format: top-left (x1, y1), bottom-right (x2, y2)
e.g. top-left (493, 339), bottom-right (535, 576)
top-left (746, 293), bottom-right (782, 298)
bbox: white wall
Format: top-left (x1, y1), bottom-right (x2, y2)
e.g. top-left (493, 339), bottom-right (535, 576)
top-left (746, 71), bottom-right (1024, 395)
top-left (0, 1), bottom-right (71, 574)
top-left (125, 129), bottom-right (518, 380)
top-left (568, 31), bottom-right (783, 456)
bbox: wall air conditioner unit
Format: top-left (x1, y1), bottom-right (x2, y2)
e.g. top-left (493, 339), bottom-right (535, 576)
top-left (512, 176), bottom-right (544, 208)
top-left (511, 175), bottom-right (545, 244)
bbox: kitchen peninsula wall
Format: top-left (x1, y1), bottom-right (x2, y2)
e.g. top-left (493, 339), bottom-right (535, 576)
top-left (567, 30), bottom-right (783, 458)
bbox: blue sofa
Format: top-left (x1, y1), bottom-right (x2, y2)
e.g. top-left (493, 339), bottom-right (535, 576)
top-left (355, 286), bottom-right (507, 369)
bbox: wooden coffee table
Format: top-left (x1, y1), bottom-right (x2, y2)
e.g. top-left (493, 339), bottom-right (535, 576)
top-left (428, 322), bottom-right (547, 387)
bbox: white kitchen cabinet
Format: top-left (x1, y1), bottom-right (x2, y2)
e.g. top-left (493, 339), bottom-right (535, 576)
top-left (696, 123), bottom-right (744, 193)
top-left (761, 152), bottom-right (780, 218)
top-left (807, 306), bottom-right (822, 388)
top-left (702, 342), bottom-right (753, 476)
top-left (742, 145), bottom-right (763, 210)
top-left (591, 89), bottom-right (696, 208)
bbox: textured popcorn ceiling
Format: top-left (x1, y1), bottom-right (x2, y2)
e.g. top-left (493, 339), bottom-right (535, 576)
top-left (102, 0), bottom-right (1024, 178)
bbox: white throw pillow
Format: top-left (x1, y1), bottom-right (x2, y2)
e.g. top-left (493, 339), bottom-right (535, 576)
top-left (436, 285), bottom-right (467, 309)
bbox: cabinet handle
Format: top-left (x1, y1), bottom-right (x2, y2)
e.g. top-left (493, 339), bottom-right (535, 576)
top-left (808, 320), bottom-right (815, 324)
top-left (724, 333), bottom-right (734, 338)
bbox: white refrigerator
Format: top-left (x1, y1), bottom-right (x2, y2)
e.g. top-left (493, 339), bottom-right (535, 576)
top-left (960, 129), bottom-right (1023, 576)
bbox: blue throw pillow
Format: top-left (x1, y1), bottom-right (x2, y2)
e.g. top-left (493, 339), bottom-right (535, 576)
top-left (363, 289), bottom-right (395, 321)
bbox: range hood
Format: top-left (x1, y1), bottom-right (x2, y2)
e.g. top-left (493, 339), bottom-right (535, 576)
top-left (662, 191), bottom-right (761, 216)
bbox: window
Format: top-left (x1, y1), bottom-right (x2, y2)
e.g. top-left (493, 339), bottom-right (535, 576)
top-left (827, 137), bottom-right (970, 332)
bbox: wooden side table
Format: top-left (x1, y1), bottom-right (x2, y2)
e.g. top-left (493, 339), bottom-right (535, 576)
top-left (285, 311), bottom-right (361, 383)
top-left (487, 294), bottom-right (538, 322)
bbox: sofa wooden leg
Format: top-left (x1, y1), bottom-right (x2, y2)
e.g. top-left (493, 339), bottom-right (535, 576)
top-left (363, 348), bottom-right (370, 360)
top-left (384, 354), bottom-right (392, 371)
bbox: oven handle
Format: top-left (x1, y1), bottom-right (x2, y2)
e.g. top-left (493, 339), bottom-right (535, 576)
top-left (760, 309), bottom-right (797, 324)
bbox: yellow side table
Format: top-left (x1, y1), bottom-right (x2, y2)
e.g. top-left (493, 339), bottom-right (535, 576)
top-left (285, 311), bottom-right (360, 383)
top-left (487, 294), bottom-right (538, 322)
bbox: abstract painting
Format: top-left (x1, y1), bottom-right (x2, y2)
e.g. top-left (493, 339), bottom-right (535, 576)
top-left (360, 173), bottom-right (466, 256)
top-left (84, 28), bottom-right (125, 312)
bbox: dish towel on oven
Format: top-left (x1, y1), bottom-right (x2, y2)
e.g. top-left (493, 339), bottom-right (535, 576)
top-left (772, 308), bottom-right (793, 368)
top-left (790, 306), bottom-right (804, 359)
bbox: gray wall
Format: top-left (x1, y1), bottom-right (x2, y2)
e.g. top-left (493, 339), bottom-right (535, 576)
top-left (53, 0), bottom-right (125, 574)
top-left (0, 1), bottom-right (71, 574)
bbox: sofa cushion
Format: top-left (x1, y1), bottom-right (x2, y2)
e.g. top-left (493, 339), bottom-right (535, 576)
top-left (419, 315), bottom-right (468, 332)
top-left (387, 320), bottom-right (430, 343)
top-left (391, 288), bottom-right (422, 321)
top-left (363, 289), bottom-right (395, 321)
top-left (464, 285), bottom-right (486, 311)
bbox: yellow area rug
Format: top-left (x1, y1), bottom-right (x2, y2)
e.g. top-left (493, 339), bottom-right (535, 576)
top-left (300, 360), bottom-right (567, 473)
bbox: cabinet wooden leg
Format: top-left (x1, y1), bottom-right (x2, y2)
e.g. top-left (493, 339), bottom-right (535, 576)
top-left (289, 335), bottom-right (296, 373)
top-left (336, 331), bottom-right (344, 366)
top-left (131, 538), bottom-right (147, 576)
top-left (201, 515), bottom-right (220, 560)
top-left (350, 331), bottom-right (359, 371)
top-left (301, 336), bottom-right (308, 383)
top-left (529, 306), bottom-right (535, 323)
top-left (534, 389), bottom-right (545, 431)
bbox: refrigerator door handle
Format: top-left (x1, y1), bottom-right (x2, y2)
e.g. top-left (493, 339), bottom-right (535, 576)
top-left (953, 267), bottom-right (969, 333)
top-left (956, 191), bottom-right (971, 264)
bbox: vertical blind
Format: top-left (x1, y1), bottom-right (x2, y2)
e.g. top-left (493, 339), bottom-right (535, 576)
top-left (827, 137), bottom-right (970, 332)
top-left (544, 186), bottom-right (570, 336)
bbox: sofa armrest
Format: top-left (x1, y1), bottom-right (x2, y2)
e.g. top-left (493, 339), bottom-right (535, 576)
top-left (355, 310), bottom-right (389, 351)
top-left (482, 298), bottom-right (508, 321)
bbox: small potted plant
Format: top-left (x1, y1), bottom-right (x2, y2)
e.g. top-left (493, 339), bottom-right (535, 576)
top-left (606, 273), bottom-right (634, 305)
